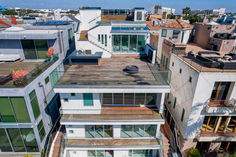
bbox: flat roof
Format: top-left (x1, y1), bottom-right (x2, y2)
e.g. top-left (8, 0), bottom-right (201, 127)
top-left (0, 62), bottom-right (38, 76)
top-left (56, 58), bottom-right (170, 87)
top-left (176, 43), bottom-right (236, 72)
top-left (61, 107), bottom-right (162, 122)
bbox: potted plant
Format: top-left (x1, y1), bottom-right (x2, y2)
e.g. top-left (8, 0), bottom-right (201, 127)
top-left (11, 68), bottom-right (29, 86)
top-left (47, 46), bottom-right (55, 61)
top-left (187, 148), bottom-right (200, 157)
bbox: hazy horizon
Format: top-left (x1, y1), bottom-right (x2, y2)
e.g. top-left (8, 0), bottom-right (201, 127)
top-left (1, 0), bottom-right (235, 14)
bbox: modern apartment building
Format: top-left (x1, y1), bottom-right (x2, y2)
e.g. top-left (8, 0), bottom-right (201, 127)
top-left (191, 8), bottom-right (226, 16)
top-left (159, 26), bottom-right (236, 156)
top-left (0, 21), bottom-right (75, 156)
top-left (48, 7), bottom-right (172, 157)
top-left (151, 6), bottom-right (175, 15)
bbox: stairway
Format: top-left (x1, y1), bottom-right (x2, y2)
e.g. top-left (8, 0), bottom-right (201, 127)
top-left (161, 123), bottom-right (176, 157)
top-left (88, 40), bottom-right (113, 54)
top-left (52, 126), bottom-right (65, 157)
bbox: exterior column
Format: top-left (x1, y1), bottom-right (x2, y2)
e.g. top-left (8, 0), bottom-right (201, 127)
top-left (223, 116), bottom-right (231, 132)
top-left (214, 117), bottom-right (222, 133)
top-left (156, 124), bottom-right (161, 137)
top-left (159, 93), bottom-right (165, 114)
top-left (113, 125), bottom-right (121, 138)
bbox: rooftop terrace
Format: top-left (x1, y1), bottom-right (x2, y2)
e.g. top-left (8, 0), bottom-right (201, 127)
top-left (0, 55), bottom-right (58, 88)
top-left (173, 43), bottom-right (236, 72)
top-left (56, 58), bottom-right (170, 87)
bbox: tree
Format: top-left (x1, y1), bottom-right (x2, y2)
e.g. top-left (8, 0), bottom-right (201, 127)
top-left (187, 148), bottom-right (200, 157)
top-left (154, 5), bottom-right (162, 9)
top-left (66, 10), bottom-right (79, 14)
top-left (167, 13), bottom-right (176, 19)
top-left (187, 14), bottom-right (201, 24)
top-left (182, 7), bottom-right (191, 16)
top-left (2, 10), bottom-right (17, 15)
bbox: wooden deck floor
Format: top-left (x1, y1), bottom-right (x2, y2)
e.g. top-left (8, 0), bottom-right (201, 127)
top-left (61, 106), bottom-right (162, 122)
top-left (58, 58), bottom-right (168, 86)
top-left (66, 138), bottom-right (160, 147)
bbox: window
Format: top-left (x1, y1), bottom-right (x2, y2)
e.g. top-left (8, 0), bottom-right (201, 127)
top-left (161, 29), bottom-right (167, 37)
top-left (101, 35), bottom-right (104, 44)
top-left (103, 93), bottom-right (113, 104)
top-left (21, 128), bottom-right (38, 152)
top-left (121, 125), bottom-right (156, 138)
top-left (105, 34), bottom-right (107, 47)
top-left (102, 93), bottom-right (156, 106)
top-left (98, 34), bottom-right (100, 42)
top-left (83, 93), bottom-right (93, 106)
top-left (112, 35), bottom-right (145, 53)
top-left (161, 54), bottom-right (163, 64)
top-left (37, 120), bottom-right (46, 141)
top-left (64, 98), bottom-right (68, 102)
top-left (129, 35), bottom-right (137, 52)
top-left (88, 150), bottom-right (113, 157)
top-left (173, 30), bottom-right (180, 39)
top-left (0, 97), bottom-right (16, 122)
top-left (7, 128), bottom-right (25, 152)
top-left (201, 116), bottom-right (218, 132)
top-left (173, 97), bottom-right (176, 108)
top-left (1, 128), bottom-right (38, 152)
top-left (29, 90), bottom-right (41, 119)
top-left (0, 97), bottom-right (30, 123)
top-left (189, 76), bottom-right (192, 83)
top-left (71, 93), bottom-right (76, 96)
top-left (122, 35), bottom-right (129, 52)
top-left (181, 108), bottom-right (185, 122)
top-left (68, 28), bottom-right (74, 44)
top-left (179, 68), bottom-right (182, 74)
top-left (85, 125), bottom-right (113, 138)
top-left (35, 40), bottom-right (48, 59)
top-left (172, 62), bottom-right (174, 67)
top-left (136, 11), bottom-right (142, 20)
top-left (0, 129), bottom-right (12, 152)
top-left (129, 150), bottom-right (152, 157)
top-left (45, 76), bottom-right (49, 84)
top-left (21, 40), bottom-right (48, 59)
top-left (49, 70), bottom-right (59, 88)
top-left (69, 130), bottom-right (74, 134)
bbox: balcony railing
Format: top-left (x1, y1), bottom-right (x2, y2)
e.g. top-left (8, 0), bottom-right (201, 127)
top-left (0, 54), bottom-right (58, 88)
top-left (205, 99), bottom-right (236, 114)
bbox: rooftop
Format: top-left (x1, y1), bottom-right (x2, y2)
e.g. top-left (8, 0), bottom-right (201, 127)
top-left (175, 43), bottom-right (236, 72)
top-left (158, 19), bottom-right (193, 29)
top-left (56, 58), bottom-right (170, 87)
top-left (0, 55), bottom-right (58, 88)
top-left (146, 21), bottom-right (160, 30)
top-left (61, 107), bottom-right (162, 123)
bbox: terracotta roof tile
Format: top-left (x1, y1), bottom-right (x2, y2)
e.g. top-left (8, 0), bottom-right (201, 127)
top-left (146, 21), bottom-right (160, 30)
top-left (158, 20), bottom-right (193, 29)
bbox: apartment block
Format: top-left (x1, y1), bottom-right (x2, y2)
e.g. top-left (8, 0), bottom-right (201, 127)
top-left (159, 31), bottom-right (236, 156)
top-left (0, 21), bottom-right (75, 156)
top-left (48, 7), bottom-right (171, 157)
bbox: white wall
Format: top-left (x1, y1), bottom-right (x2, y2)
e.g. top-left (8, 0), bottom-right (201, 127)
top-left (60, 93), bottom-right (101, 114)
top-left (79, 9), bottom-right (101, 31)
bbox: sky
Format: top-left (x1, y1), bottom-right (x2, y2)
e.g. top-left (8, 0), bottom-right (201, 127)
top-left (1, 0), bottom-right (235, 13)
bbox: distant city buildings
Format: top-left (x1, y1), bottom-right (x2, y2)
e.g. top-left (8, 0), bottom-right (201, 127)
top-left (191, 8), bottom-right (226, 16)
top-left (151, 6), bottom-right (175, 15)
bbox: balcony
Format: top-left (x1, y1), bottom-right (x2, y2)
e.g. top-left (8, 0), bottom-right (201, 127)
top-left (205, 99), bottom-right (236, 114)
top-left (60, 107), bottom-right (164, 125)
top-left (0, 55), bottom-right (58, 88)
top-left (199, 131), bottom-right (236, 142)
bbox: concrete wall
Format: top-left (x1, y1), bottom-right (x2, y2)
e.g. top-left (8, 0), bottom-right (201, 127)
top-left (208, 37), bottom-right (236, 54)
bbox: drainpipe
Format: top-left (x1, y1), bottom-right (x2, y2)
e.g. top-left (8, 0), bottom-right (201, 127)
top-left (38, 82), bottom-right (47, 104)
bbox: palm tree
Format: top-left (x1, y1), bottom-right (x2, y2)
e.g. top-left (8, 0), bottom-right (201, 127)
top-left (182, 7), bottom-right (191, 16)
top-left (154, 5), bottom-right (162, 9)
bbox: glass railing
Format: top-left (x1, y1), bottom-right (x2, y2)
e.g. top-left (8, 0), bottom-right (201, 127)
top-left (0, 54), bottom-right (58, 88)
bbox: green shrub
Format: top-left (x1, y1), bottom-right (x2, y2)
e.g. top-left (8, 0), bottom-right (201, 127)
top-left (232, 152), bottom-right (236, 157)
top-left (187, 148), bottom-right (200, 157)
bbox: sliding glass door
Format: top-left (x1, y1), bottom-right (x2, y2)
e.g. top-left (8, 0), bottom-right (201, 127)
top-left (112, 35), bottom-right (145, 53)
